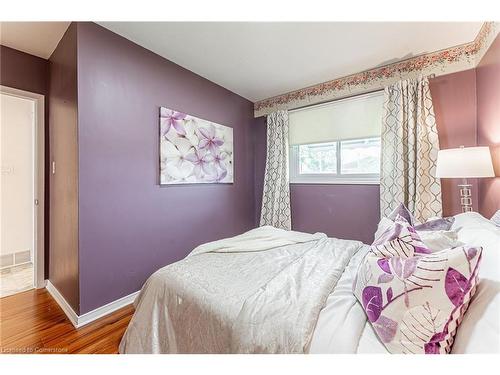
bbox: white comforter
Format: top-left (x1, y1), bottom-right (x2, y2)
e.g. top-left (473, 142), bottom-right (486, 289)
top-left (119, 226), bottom-right (365, 354)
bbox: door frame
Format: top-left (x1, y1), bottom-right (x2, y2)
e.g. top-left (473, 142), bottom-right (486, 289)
top-left (1, 85), bottom-right (45, 288)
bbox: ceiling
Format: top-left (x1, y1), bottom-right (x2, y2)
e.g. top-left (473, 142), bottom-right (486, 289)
top-left (0, 22), bottom-right (483, 101)
top-left (99, 22), bottom-right (483, 101)
top-left (0, 22), bottom-right (70, 59)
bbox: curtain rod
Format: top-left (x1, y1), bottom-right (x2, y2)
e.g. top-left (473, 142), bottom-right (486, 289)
top-left (287, 73), bottom-right (437, 114)
top-left (288, 88), bottom-right (384, 114)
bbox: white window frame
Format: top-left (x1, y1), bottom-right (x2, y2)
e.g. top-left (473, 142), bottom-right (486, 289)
top-left (290, 136), bottom-right (380, 185)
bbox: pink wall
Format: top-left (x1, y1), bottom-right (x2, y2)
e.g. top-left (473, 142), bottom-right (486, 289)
top-left (477, 34), bottom-right (500, 218)
top-left (429, 69), bottom-right (478, 216)
top-left (429, 35), bottom-right (500, 218)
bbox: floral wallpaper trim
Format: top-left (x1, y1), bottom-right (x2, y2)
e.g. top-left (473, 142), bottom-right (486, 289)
top-left (254, 22), bottom-right (499, 117)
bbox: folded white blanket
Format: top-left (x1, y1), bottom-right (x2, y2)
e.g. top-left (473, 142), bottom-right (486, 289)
top-left (119, 226), bottom-right (363, 353)
top-left (189, 225), bottom-right (326, 256)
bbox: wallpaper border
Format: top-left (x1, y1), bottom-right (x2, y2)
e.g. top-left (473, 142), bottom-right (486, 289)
top-left (254, 22), bottom-right (499, 117)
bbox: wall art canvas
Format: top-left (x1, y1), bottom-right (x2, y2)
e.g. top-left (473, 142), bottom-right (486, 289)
top-left (159, 107), bottom-right (234, 185)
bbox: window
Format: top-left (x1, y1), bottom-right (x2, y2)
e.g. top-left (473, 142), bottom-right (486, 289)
top-left (289, 92), bottom-right (383, 184)
top-left (298, 142), bottom-right (337, 174)
top-left (340, 137), bottom-right (381, 175)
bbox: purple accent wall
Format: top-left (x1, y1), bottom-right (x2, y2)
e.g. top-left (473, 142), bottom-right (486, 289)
top-left (0, 44), bottom-right (51, 277)
top-left (76, 23), bottom-right (256, 314)
top-left (429, 69), bottom-right (478, 216)
top-left (477, 34), bottom-right (500, 218)
top-left (48, 23), bottom-right (79, 313)
top-left (290, 184), bottom-right (380, 244)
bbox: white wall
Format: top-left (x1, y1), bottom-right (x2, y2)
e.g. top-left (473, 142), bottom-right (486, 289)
top-left (1, 93), bottom-right (34, 259)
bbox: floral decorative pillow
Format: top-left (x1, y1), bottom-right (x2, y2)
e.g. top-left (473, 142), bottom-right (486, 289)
top-left (414, 217), bottom-right (455, 231)
top-left (354, 217), bottom-right (482, 354)
top-left (371, 215), bottom-right (430, 254)
top-left (385, 202), bottom-right (455, 231)
top-left (374, 215), bottom-right (461, 252)
top-left (387, 203), bottom-right (416, 226)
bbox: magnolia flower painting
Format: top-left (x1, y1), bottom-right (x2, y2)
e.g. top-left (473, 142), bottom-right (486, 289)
top-left (160, 107), bottom-right (233, 184)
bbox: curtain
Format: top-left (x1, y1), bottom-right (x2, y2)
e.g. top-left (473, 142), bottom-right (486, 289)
top-left (260, 110), bottom-right (291, 230)
top-left (380, 77), bottom-right (442, 223)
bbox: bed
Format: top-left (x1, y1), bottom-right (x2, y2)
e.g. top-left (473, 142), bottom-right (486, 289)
top-left (119, 212), bottom-right (500, 354)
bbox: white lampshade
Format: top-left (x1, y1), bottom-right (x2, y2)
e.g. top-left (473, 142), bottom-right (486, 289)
top-left (436, 146), bottom-right (495, 178)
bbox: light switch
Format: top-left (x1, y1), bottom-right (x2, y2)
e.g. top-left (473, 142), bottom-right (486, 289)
top-left (52, 161), bottom-right (56, 174)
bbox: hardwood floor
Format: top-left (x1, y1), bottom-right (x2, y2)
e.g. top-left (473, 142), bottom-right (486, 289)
top-left (0, 288), bottom-right (134, 354)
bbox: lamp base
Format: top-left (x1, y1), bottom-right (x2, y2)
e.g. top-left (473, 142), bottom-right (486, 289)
top-left (458, 183), bottom-right (473, 213)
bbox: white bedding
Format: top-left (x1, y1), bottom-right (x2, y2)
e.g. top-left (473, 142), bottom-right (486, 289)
top-left (309, 244), bottom-right (388, 354)
top-left (448, 213), bottom-right (500, 353)
top-left (120, 226), bottom-right (365, 354)
top-left (309, 246), bottom-right (370, 353)
top-left (120, 213), bottom-right (499, 354)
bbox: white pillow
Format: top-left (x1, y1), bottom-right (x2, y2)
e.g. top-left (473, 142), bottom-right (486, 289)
top-left (450, 212), bottom-right (500, 353)
top-left (418, 230), bottom-right (462, 252)
top-left (453, 212), bottom-right (499, 235)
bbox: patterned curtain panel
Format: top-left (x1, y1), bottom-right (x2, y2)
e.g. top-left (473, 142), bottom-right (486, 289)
top-left (380, 77), bottom-right (442, 223)
top-left (260, 110), bottom-right (292, 230)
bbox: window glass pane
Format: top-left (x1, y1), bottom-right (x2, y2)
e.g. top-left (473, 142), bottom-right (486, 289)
top-left (298, 142), bottom-right (337, 174)
top-left (340, 138), bottom-right (381, 174)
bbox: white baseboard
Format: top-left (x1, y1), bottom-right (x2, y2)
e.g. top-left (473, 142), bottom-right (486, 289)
top-left (78, 289), bottom-right (139, 327)
top-left (45, 280), bottom-right (79, 327)
top-left (45, 280), bottom-right (138, 328)
top-left (36, 279), bottom-right (47, 289)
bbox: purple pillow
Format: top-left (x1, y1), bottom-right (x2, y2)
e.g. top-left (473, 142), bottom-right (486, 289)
top-left (414, 217), bottom-right (455, 231)
top-left (387, 203), bottom-right (415, 226)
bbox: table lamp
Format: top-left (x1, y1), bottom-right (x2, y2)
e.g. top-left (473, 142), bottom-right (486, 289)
top-left (436, 146), bottom-right (494, 212)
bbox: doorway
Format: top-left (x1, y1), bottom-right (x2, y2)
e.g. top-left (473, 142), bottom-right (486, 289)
top-left (0, 86), bottom-right (45, 298)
